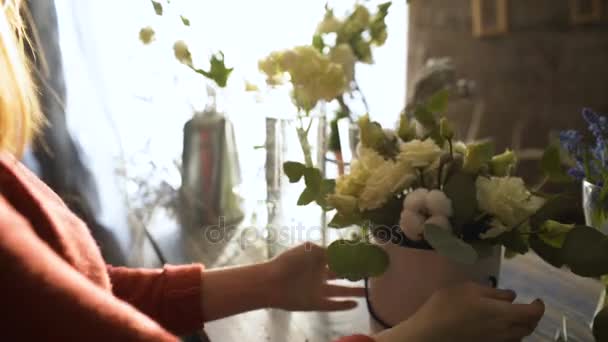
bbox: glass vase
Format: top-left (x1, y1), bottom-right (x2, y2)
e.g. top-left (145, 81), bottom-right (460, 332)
top-left (583, 180), bottom-right (608, 326)
top-left (263, 113), bottom-right (329, 256)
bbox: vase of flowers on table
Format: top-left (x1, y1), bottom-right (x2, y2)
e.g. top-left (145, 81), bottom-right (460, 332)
top-left (560, 108), bottom-right (608, 341)
top-left (284, 91), bottom-right (608, 335)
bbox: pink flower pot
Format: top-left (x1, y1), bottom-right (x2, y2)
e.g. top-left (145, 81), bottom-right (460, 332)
top-left (367, 241), bottom-right (502, 332)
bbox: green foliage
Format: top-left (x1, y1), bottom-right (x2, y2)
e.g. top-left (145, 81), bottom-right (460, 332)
top-left (180, 15), bottom-right (191, 26)
top-left (561, 226), bottom-right (608, 277)
top-left (538, 220), bottom-right (573, 249)
top-left (463, 140), bottom-right (495, 174)
top-left (283, 161), bottom-right (306, 183)
top-left (358, 115), bottom-right (399, 158)
top-left (328, 110), bottom-right (349, 152)
top-left (427, 89), bottom-right (449, 114)
top-left (362, 196), bottom-right (402, 227)
top-left (439, 117), bottom-right (454, 140)
top-left (424, 224), bottom-right (478, 265)
top-left (284, 162), bottom-right (334, 209)
top-left (312, 34), bottom-right (325, 53)
top-left (327, 240), bottom-right (389, 281)
top-left (489, 150), bottom-right (517, 177)
top-left (151, 0), bottom-right (163, 15)
top-left (530, 236), bottom-right (564, 268)
top-left (397, 113), bottom-right (416, 142)
top-left (369, 2), bottom-right (391, 46)
top-left (541, 145), bottom-right (571, 183)
top-left (443, 172), bottom-right (478, 228)
top-left (529, 194), bottom-right (575, 230)
top-left (593, 306), bottom-right (608, 342)
top-left (492, 229), bottom-right (530, 254)
top-left (191, 52), bottom-right (234, 88)
top-left (329, 212), bottom-right (362, 228)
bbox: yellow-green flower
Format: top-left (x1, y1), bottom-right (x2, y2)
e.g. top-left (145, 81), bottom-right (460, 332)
top-left (476, 176), bottom-right (545, 227)
top-left (398, 139), bottom-right (442, 169)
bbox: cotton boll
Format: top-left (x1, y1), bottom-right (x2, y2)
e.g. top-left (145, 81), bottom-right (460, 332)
top-left (400, 209), bottom-right (426, 241)
top-left (403, 188), bottom-right (428, 212)
top-left (426, 190), bottom-right (453, 217)
top-left (425, 215), bottom-right (452, 232)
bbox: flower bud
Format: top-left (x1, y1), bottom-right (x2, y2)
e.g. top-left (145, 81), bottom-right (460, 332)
top-left (489, 150), bottom-right (517, 177)
top-left (439, 117), bottom-right (454, 140)
top-left (173, 40), bottom-right (192, 66)
top-left (139, 26), bottom-right (155, 45)
top-left (463, 140), bottom-right (495, 174)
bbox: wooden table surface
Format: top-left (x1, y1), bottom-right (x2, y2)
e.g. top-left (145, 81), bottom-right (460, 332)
top-left (146, 206), bottom-right (601, 342)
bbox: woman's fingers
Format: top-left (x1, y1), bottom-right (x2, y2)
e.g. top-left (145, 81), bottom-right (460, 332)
top-left (491, 298), bottom-right (545, 325)
top-left (324, 284), bottom-right (366, 297)
top-left (480, 287), bottom-right (517, 302)
top-left (326, 267), bottom-right (339, 280)
top-left (318, 299), bottom-right (358, 311)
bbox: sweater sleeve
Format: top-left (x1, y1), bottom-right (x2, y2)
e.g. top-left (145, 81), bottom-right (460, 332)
top-left (107, 264), bottom-right (205, 335)
top-left (334, 335), bottom-right (375, 342)
top-left (0, 202), bottom-right (177, 342)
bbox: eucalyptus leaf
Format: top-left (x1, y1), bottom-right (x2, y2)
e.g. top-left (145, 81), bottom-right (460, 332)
top-left (424, 224), bottom-right (478, 265)
top-left (530, 236), bottom-right (564, 268)
top-left (283, 161), bottom-right (306, 183)
top-left (443, 172), bottom-right (477, 227)
top-left (529, 194), bottom-right (575, 230)
top-left (192, 52), bottom-right (233, 87)
top-left (562, 226), bottom-right (608, 277)
top-left (327, 240), bottom-right (389, 281)
top-left (593, 306), bottom-right (608, 342)
top-left (414, 106), bottom-right (436, 129)
top-left (537, 220), bottom-right (573, 249)
top-left (315, 179), bottom-right (336, 209)
top-left (492, 229), bottom-right (529, 254)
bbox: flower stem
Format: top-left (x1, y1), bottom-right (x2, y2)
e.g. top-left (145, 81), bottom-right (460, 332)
top-left (297, 115), bottom-right (314, 168)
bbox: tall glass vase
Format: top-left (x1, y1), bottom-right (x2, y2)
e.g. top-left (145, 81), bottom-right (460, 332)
top-left (583, 180), bottom-right (608, 325)
top-left (264, 112), bottom-right (328, 257)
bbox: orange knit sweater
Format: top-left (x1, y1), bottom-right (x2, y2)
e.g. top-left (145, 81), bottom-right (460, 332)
top-left (0, 153), bottom-right (372, 342)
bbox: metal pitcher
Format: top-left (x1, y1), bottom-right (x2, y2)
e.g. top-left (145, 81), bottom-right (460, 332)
top-left (181, 92), bottom-right (244, 228)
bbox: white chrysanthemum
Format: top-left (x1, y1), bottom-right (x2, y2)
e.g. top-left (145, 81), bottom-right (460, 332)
top-left (359, 160), bottom-right (415, 210)
top-left (398, 139), bottom-right (442, 169)
top-left (335, 147), bottom-right (384, 197)
top-left (400, 189), bottom-right (453, 241)
top-left (476, 177), bottom-right (545, 227)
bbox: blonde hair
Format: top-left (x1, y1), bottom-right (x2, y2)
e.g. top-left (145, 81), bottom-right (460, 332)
top-left (0, 0), bottom-right (41, 157)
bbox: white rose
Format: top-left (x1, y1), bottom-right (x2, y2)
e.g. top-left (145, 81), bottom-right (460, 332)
top-left (398, 139), bottom-right (442, 169)
top-left (476, 177), bottom-right (545, 227)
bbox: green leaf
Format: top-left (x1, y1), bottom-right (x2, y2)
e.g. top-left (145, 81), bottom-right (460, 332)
top-left (362, 196), bottom-right (402, 227)
top-left (443, 172), bottom-right (477, 227)
top-left (530, 236), bottom-right (564, 268)
top-left (180, 15), bottom-right (191, 26)
top-left (463, 140), bottom-right (495, 174)
top-left (562, 226), bottom-right (608, 277)
top-left (358, 115), bottom-right (385, 151)
top-left (426, 89), bottom-right (450, 114)
top-left (489, 150), bottom-right (517, 177)
top-left (413, 106), bottom-right (436, 129)
top-left (327, 240), bottom-right (389, 281)
top-left (529, 194), bottom-right (576, 231)
top-left (303, 167), bottom-right (322, 191)
top-left (537, 220), bottom-right (574, 249)
top-left (328, 212), bottom-right (361, 228)
top-left (151, 0), bottom-right (163, 15)
top-left (541, 145), bottom-right (570, 183)
top-left (315, 179), bottom-right (336, 209)
top-left (397, 114), bottom-right (416, 142)
top-left (283, 161), bottom-right (306, 183)
top-left (424, 224), bottom-right (478, 264)
top-left (312, 34), bottom-right (325, 52)
top-left (297, 187), bottom-right (317, 206)
top-left (192, 51), bottom-right (233, 88)
top-left (594, 306), bottom-right (608, 342)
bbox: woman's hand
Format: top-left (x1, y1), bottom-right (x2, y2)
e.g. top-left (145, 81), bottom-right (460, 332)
top-left (268, 242), bottom-right (365, 312)
top-left (374, 282), bottom-right (545, 342)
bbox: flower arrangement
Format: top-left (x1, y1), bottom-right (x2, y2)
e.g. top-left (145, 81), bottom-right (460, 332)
top-left (258, 2), bottom-right (392, 168)
top-left (560, 108), bottom-right (608, 225)
top-left (284, 92), bottom-right (608, 291)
